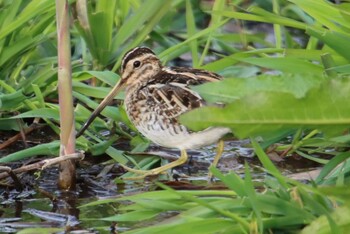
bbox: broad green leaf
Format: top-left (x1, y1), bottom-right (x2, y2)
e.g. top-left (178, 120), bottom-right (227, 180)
top-left (193, 73), bottom-right (325, 103)
top-left (181, 78), bottom-right (350, 139)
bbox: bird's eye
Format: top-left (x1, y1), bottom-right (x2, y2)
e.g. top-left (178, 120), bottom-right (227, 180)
top-left (133, 60), bottom-right (141, 68)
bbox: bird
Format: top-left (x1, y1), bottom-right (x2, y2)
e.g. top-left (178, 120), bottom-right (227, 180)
top-left (77, 47), bottom-right (231, 179)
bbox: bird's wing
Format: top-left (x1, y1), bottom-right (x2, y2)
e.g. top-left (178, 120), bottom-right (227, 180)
top-left (141, 67), bottom-right (222, 119)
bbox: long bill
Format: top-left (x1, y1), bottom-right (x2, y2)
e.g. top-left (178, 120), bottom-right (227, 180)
top-left (76, 79), bottom-right (125, 137)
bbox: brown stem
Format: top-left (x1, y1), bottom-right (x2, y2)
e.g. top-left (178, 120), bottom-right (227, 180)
top-left (55, 0), bottom-right (77, 190)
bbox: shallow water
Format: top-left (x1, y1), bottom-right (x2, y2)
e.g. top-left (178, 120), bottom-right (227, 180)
top-left (0, 133), bottom-right (322, 233)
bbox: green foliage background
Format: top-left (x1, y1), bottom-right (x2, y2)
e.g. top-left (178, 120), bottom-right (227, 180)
top-left (0, 0), bottom-right (350, 233)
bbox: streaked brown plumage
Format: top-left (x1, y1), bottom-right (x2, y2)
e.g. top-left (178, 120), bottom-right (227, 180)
top-left (77, 47), bottom-right (231, 179)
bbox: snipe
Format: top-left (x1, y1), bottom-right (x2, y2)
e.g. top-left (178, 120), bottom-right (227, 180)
top-left (77, 47), bottom-right (231, 179)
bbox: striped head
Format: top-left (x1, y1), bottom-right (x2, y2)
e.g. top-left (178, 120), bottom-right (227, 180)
top-left (120, 47), bottom-right (162, 87)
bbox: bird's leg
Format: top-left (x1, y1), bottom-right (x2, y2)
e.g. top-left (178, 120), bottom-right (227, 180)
top-left (121, 150), bottom-right (189, 180)
top-left (208, 139), bottom-right (224, 181)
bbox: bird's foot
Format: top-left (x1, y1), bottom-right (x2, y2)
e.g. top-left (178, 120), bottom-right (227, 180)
top-left (120, 164), bottom-right (167, 180)
top-left (121, 150), bottom-right (189, 180)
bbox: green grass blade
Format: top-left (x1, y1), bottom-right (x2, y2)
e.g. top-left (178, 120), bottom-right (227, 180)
top-left (186, 0), bottom-right (198, 67)
top-left (0, 141), bottom-right (60, 163)
top-left (251, 138), bottom-right (289, 188)
top-left (306, 27), bottom-right (350, 62)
